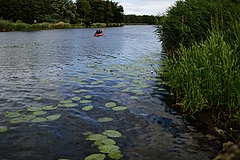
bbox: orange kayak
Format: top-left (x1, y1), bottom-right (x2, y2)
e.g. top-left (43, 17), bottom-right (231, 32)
top-left (94, 33), bottom-right (104, 37)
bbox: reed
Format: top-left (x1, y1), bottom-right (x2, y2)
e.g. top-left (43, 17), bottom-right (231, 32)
top-left (0, 20), bottom-right (76, 31)
top-left (157, 0), bottom-right (239, 56)
top-left (163, 28), bottom-right (240, 127)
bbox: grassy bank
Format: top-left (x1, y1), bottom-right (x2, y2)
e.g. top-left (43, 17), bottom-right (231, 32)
top-left (157, 0), bottom-right (240, 137)
top-left (0, 19), bottom-right (124, 32)
top-left (0, 20), bottom-right (77, 32)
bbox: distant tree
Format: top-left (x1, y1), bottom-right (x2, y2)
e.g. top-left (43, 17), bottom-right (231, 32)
top-left (124, 14), bottom-right (156, 24)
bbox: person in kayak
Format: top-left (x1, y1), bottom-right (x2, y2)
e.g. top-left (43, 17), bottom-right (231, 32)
top-left (95, 30), bottom-right (102, 34)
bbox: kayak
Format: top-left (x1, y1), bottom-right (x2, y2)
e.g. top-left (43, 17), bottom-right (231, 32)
top-left (94, 33), bottom-right (104, 37)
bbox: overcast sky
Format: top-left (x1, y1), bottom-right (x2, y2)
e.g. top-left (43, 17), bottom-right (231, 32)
top-left (117, 0), bottom-right (177, 15)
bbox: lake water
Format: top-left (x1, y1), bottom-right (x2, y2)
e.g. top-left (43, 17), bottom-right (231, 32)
top-left (0, 26), bottom-right (214, 160)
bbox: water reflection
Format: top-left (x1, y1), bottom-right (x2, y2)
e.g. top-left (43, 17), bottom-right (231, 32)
top-left (0, 26), bottom-right (214, 159)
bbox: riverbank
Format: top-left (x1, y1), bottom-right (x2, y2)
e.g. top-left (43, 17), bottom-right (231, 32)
top-left (0, 20), bottom-right (125, 32)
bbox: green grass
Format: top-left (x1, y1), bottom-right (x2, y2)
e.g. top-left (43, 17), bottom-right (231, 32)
top-left (0, 19), bottom-right (83, 32)
top-left (162, 29), bottom-right (240, 128)
top-left (156, 0), bottom-right (240, 137)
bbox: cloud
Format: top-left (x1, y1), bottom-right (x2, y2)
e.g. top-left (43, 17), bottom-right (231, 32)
top-left (118, 0), bottom-right (177, 15)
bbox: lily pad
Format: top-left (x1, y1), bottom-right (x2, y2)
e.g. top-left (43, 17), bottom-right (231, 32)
top-left (103, 130), bottom-right (122, 138)
top-left (130, 96), bottom-right (139, 99)
top-left (71, 96), bottom-right (81, 101)
top-left (74, 89), bottom-right (85, 93)
top-left (82, 105), bottom-right (93, 111)
top-left (84, 95), bottom-right (92, 99)
top-left (28, 106), bottom-right (42, 112)
top-left (5, 112), bottom-right (21, 118)
top-left (34, 97), bottom-right (42, 101)
top-left (64, 103), bottom-right (78, 107)
top-left (80, 100), bottom-right (92, 104)
top-left (84, 154), bottom-right (106, 160)
top-left (31, 117), bottom-right (47, 123)
top-left (60, 100), bottom-right (73, 104)
top-left (105, 102), bottom-right (116, 108)
top-left (33, 111), bottom-right (47, 116)
top-left (101, 138), bottom-right (116, 145)
top-left (98, 144), bottom-right (120, 154)
top-left (0, 126), bottom-right (7, 133)
top-left (82, 131), bottom-right (93, 136)
top-left (112, 106), bottom-right (127, 111)
top-left (20, 115), bottom-right (36, 121)
top-left (43, 105), bottom-right (57, 110)
top-left (10, 117), bottom-right (26, 124)
top-left (46, 114), bottom-right (61, 121)
top-left (97, 117), bottom-right (113, 122)
top-left (108, 152), bottom-right (123, 159)
top-left (86, 134), bottom-right (107, 141)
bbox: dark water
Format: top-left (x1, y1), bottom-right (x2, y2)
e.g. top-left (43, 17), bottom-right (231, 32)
top-left (0, 26), bottom-right (213, 160)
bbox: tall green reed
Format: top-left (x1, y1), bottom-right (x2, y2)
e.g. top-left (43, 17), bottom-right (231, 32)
top-left (163, 30), bottom-right (240, 126)
top-left (157, 0), bottom-right (240, 56)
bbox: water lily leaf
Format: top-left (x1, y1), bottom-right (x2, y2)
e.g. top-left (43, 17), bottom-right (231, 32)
top-left (86, 134), bottom-right (107, 141)
top-left (31, 117), bottom-right (47, 122)
top-left (103, 130), bottom-right (122, 138)
top-left (5, 112), bottom-right (21, 118)
top-left (71, 96), bottom-right (81, 101)
top-left (101, 139), bottom-right (116, 145)
top-left (108, 152), bottom-right (123, 159)
top-left (43, 105), bottom-right (57, 110)
top-left (80, 100), bottom-right (92, 104)
top-left (60, 100), bottom-right (73, 104)
top-left (112, 106), bottom-right (127, 111)
top-left (105, 102), bottom-right (116, 108)
top-left (10, 117), bottom-right (26, 124)
top-left (28, 106), bottom-right (42, 112)
top-left (33, 111), bottom-right (47, 116)
top-left (82, 105), bottom-right (93, 111)
top-left (98, 144), bottom-right (120, 154)
top-left (84, 154), bottom-right (106, 160)
top-left (130, 96), bottom-right (138, 99)
top-left (64, 103), bottom-right (78, 107)
top-left (82, 131), bottom-right (92, 136)
top-left (20, 115), bottom-right (36, 120)
top-left (0, 126), bottom-right (7, 133)
top-left (93, 140), bottom-right (103, 146)
top-left (158, 88), bottom-right (165, 91)
top-left (97, 117), bottom-right (113, 122)
top-left (74, 90), bottom-right (85, 93)
top-left (84, 95), bottom-right (92, 99)
top-left (46, 114), bottom-right (61, 121)
top-left (34, 97), bottom-right (42, 101)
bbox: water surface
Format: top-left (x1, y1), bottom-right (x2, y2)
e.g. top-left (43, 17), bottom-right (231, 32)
top-left (0, 26), bottom-right (213, 160)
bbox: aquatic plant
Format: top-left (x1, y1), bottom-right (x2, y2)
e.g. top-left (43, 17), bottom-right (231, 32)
top-left (163, 30), bottom-right (240, 126)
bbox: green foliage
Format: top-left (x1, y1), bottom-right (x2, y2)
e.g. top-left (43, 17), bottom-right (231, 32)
top-left (76, 0), bottom-right (124, 26)
top-left (124, 14), bottom-right (157, 25)
top-left (163, 29), bottom-right (240, 126)
top-left (0, 20), bottom-right (74, 31)
top-left (156, 0), bottom-right (240, 56)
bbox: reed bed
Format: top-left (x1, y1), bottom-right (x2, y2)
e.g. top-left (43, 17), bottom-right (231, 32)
top-left (157, 0), bottom-right (240, 131)
top-left (0, 20), bottom-right (76, 32)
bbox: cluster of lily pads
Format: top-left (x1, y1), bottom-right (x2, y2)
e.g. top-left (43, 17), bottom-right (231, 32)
top-left (0, 54), bottom-right (168, 160)
top-left (84, 130), bottom-right (123, 160)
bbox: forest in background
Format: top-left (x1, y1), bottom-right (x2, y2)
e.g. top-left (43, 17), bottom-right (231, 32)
top-left (0, 0), bottom-right (157, 27)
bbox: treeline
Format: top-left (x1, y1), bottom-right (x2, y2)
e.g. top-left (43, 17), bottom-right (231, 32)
top-left (157, 0), bottom-right (240, 136)
top-left (124, 15), bottom-right (157, 25)
top-left (0, 0), bottom-right (124, 26)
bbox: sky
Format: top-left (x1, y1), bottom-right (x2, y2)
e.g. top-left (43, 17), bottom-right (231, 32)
top-left (117, 0), bottom-right (177, 15)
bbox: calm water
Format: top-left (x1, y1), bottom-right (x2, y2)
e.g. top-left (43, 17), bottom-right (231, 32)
top-left (0, 26), bottom-right (213, 160)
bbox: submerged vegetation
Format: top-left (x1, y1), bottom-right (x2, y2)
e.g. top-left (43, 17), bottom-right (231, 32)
top-left (157, 0), bottom-right (240, 135)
